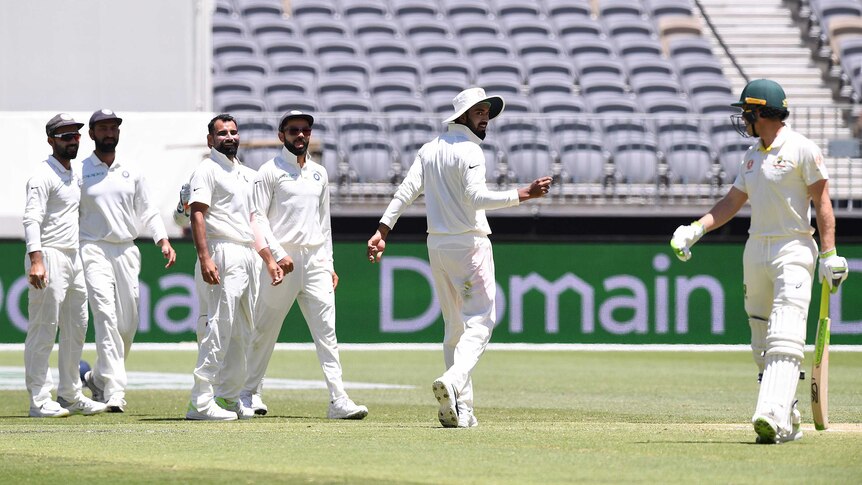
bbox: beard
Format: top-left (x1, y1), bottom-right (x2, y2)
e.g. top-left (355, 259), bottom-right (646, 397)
top-left (462, 119), bottom-right (487, 140)
top-left (284, 139), bottom-right (309, 156)
top-left (58, 144), bottom-right (79, 160)
top-left (94, 138), bottom-right (117, 153)
top-left (215, 142), bottom-right (238, 158)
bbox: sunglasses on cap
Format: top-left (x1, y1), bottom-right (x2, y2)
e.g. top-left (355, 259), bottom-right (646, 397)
top-left (51, 132), bottom-right (81, 141)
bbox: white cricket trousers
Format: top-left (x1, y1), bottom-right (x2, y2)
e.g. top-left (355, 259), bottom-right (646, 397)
top-left (80, 240), bottom-right (141, 401)
top-left (24, 247), bottom-right (88, 408)
top-left (190, 240), bottom-right (259, 409)
top-left (427, 234), bottom-right (497, 416)
top-left (743, 235), bottom-right (816, 432)
top-left (245, 243), bottom-right (346, 401)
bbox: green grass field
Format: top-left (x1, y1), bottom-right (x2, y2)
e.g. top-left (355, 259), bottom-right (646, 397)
top-left (0, 348), bottom-right (860, 484)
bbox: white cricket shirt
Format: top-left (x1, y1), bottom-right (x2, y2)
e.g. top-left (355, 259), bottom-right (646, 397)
top-left (79, 153), bottom-right (168, 244)
top-left (188, 148), bottom-right (256, 244)
top-left (380, 123), bottom-right (520, 234)
top-left (23, 156), bottom-right (81, 253)
top-left (253, 147), bottom-right (334, 270)
top-left (733, 125), bottom-right (829, 237)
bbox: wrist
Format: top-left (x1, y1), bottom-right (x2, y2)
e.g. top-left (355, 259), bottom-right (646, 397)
top-left (820, 248), bottom-right (837, 257)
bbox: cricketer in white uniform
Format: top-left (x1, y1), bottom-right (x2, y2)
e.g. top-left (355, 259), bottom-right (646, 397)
top-left (367, 88), bottom-right (553, 428)
top-left (185, 114), bottom-right (282, 421)
top-left (670, 79), bottom-right (848, 444)
top-left (23, 114), bottom-right (107, 418)
top-left (78, 109), bottom-right (177, 413)
top-left (243, 110), bottom-right (368, 420)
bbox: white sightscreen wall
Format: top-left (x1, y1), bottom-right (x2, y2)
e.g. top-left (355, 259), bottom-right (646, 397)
top-left (0, 0), bottom-right (212, 111)
top-left (1, 112), bottom-right (214, 239)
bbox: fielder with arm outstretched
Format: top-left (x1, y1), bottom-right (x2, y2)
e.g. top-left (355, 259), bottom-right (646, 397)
top-left (670, 79), bottom-right (848, 444)
top-left (367, 88), bottom-right (552, 428)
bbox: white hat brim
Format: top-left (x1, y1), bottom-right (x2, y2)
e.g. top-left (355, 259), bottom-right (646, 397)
top-left (442, 95), bottom-right (505, 123)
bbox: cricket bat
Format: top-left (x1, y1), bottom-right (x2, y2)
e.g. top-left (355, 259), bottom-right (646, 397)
top-left (811, 280), bottom-right (831, 431)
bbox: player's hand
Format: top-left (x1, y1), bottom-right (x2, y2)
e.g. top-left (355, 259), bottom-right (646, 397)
top-left (159, 239), bottom-right (177, 268)
top-left (28, 261), bottom-right (48, 289)
top-left (819, 249), bottom-right (848, 293)
top-left (518, 176), bottom-right (553, 201)
top-left (670, 221), bottom-right (705, 262)
top-left (331, 271), bottom-right (339, 291)
top-left (266, 261), bottom-right (284, 286)
top-left (200, 256), bottom-right (220, 285)
top-left (277, 256), bottom-right (294, 275)
top-left (367, 231), bottom-right (386, 263)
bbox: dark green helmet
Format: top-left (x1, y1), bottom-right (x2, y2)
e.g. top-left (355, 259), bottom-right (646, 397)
top-left (731, 79), bottom-right (788, 110)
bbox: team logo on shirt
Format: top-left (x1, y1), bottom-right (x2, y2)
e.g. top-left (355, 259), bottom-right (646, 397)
top-left (313, 172), bottom-right (321, 181)
top-left (746, 159), bottom-right (754, 171)
top-left (122, 170), bottom-right (130, 178)
top-left (772, 156), bottom-right (788, 169)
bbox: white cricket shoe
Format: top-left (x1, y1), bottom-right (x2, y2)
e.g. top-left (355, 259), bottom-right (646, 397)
top-left (432, 378), bottom-right (459, 428)
top-left (82, 370), bottom-right (104, 403)
top-left (241, 391), bottom-right (269, 416)
top-left (215, 397), bottom-right (255, 420)
top-left (754, 404), bottom-right (803, 445)
top-left (185, 400), bottom-right (238, 421)
top-left (105, 395), bottom-right (127, 413)
top-left (327, 397), bottom-right (368, 420)
top-left (58, 396), bottom-right (108, 416)
top-left (29, 400), bottom-right (71, 418)
top-left (458, 413), bottom-right (478, 428)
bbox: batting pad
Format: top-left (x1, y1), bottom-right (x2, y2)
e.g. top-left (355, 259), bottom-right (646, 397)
top-left (748, 316), bottom-right (768, 373)
top-left (764, 306), bottom-right (806, 360)
top-left (754, 306), bottom-right (806, 433)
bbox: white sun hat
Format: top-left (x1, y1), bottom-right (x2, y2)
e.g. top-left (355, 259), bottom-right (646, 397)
top-left (442, 87), bottom-right (505, 124)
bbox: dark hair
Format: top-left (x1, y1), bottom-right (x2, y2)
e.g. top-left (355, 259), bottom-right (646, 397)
top-left (208, 113), bottom-right (236, 135)
top-left (758, 106), bottom-right (789, 121)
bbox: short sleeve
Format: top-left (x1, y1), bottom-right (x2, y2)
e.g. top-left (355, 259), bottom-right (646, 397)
top-left (188, 164), bottom-right (213, 207)
top-left (801, 142), bottom-right (828, 185)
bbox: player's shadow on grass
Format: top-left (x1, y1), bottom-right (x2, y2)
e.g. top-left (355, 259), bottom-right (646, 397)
top-left (634, 441), bottom-right (757, 445)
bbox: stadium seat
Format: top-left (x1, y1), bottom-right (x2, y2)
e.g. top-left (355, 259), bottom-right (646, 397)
top-left (300, 18), bottom-right (350, 41)
top-left (262, 76), bottom-right (308, 96)
top-left (613, 141), bottom-right (660, 183)
top-left (237, 119), bottom-right (277, 141)
top-left (598, 0), bottom-right (647, 19)
top-left (566, 38), bottom-right (616, 62)
top-left (311, 134), bottom-right (342, 182)
top-left (321, 95), bottom-right (375, 116)
top-left (266, 92), bottom-right (318, 114)
top-left (215, 0), bottom-right (234, 15)
top-left (310, 38), bottom-right (360, 61)
top-left (241, 146), bottom-right (281, 172)
top-left (369, 77), bottom-right (417, 97)
top-left (219, 57), bottom-right (270, 80)
top-left (646, 0), bottom-right (695, 18)
top-left (351, 17), bottom-right (400, 40)
top-left (529, 78), bottom-right (575, 104)
top-left (237, 0), bottom-right (284, 19)
top-left (453, 17), bottom-right (503, 41)
top-left (665, 140), bottom-right (714, 183)
top-left (268, 57), bottom-right (318, 86)
top-left (555, 16), bottom-right (606, 42)
top-left (257, 38), bottom-right (308, 59)
top-left (559, 136), bottom-right (608, 183)
top-left (513, 38), bottom-right (565, 60)
top-left (440, 0), bottom-right (492, 20)
top-left (317, 77), bottom-right (366, 97)
top-left (213, 76), bottom-right (258, 97)
top-left (423, 58), bottom-right (474, 86)
top-left (536, 94), bottom-right (588, 114)
top-left (213, 37), bottom-right (259, 62)
top-left (247, 17), bottom-right (296, 43)
top-left (361, 37), bottom-right (413, 61)
top-left (320, 58), bottom-right (372, 85)
top-left (493, 0), bottom-right (542, 18)
top-left (400, 17), bottom-right (452, 40)
top-left (474, 58), bottom-right (524, 84)
top-left (545, 0), bottom-right (592, 22)
top-left (391, 0), bottom-right (440, 20)
top-left (374, 57), bottom-right (424, 85)
top-left (505, 137), bottom-right (555, 182)
top-left (524, 58), bottom-right (577, 82)
top-left (412, 38), bottom-right (464, 63)
top-left (212, 16), bottom-right (246, 36)
top-left (341, 0), bottom-right (389, 21)
top-left (503, 18), bottom-right (555, 41)
top-left (500, 93), bottom-right (533, 113)
top-left (466, 38), bottom-right (515, 59)
top-left (718, 142), bottom-right (753, 182)
top-left (215, 93), bottom-right (268, 113)
top-left (290, 0), bottom-right (338, 20)
top-left (347, 141), bottom-right (397, 183)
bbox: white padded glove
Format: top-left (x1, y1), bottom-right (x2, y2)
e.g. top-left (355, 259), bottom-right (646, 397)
top-left (818, 248), bottom-right (848, 294)
top-left (670, 221), bottom-right (705, 262)
top-left (173, 183), bottom-right (191, 227)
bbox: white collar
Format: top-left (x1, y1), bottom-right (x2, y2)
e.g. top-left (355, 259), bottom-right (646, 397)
top-left (210, 147), bottom-right (241, 168)
top-left (447, 123), bottom-right (484, 145)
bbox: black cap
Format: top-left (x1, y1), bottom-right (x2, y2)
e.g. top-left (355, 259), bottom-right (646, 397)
top-left (278, 110), bottom-right (314, 131)
top-left (45, 113), bottom-right (84, 135)
top-left (89, 109), bottom-right (123, 128)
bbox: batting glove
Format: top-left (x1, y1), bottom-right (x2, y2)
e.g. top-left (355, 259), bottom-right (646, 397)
top-left (670, 221), bottom-right (705, 262)
top-left (818, 248), bottom-right (848, 293)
